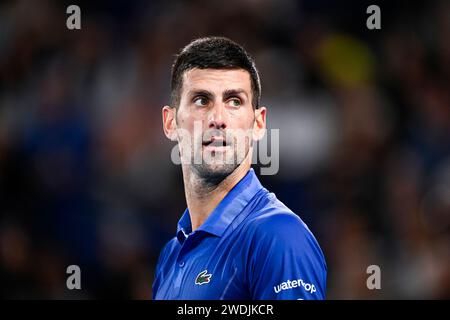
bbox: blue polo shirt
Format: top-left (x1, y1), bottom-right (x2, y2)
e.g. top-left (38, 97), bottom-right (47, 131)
top-left (152, 168), bottom-right (327, 300)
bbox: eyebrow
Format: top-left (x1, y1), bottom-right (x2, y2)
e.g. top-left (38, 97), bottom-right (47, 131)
top-left (223, 89), bottom-right (248, 101)
top-left (188, 89), bottom-right (214, 100)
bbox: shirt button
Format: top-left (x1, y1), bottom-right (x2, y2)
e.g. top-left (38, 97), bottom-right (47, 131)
top-left (179, 261), bottom-right (185, 267)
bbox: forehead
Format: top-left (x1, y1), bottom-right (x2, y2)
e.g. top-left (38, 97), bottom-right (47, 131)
top-left (181, 68), bottom-right (252, 94)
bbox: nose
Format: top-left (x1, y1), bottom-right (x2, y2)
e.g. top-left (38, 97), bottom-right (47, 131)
top-left (208, 102), bottom-right (227, 129)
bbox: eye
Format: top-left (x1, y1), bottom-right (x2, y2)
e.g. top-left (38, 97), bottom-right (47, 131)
top-left (193, 96), bottom-right (208, 107)
top-left (227, 98), bottom-right (241, 108)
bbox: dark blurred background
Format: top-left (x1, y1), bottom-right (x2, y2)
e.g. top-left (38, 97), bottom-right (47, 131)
top-left (0, 0), bottom-right (449, 299)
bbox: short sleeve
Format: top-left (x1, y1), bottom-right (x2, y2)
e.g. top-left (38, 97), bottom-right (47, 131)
top-left (152, 238), bottom-right (175, 300)
top-left (247, 212), bottom-right (327, 300)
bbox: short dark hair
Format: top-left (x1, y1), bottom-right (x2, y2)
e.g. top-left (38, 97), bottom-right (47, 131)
top-left (170, 36), bottom-right (261, 108)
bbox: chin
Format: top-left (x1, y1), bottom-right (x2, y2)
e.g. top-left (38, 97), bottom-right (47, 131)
top-left (192, 162), bottom-right (239, 186)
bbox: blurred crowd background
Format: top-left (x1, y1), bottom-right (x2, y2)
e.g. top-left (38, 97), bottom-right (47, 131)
top-left (0, 0), bottom-right (449, 299)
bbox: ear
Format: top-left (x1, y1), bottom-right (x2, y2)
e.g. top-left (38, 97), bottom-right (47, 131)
top-left (162, 105), bottom-right (178, 141)
top-left (253, 106), bottom-right (267, 141)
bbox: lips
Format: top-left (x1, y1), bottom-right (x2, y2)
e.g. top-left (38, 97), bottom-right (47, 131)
top-left (202, 137), bottom-right (228, 147)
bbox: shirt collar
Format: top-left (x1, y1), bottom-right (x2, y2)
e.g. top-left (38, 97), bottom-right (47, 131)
top-left (176, 168), bottom-right (263, 244)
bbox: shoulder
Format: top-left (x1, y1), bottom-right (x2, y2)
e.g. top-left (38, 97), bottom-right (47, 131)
top-left (242, 192), bottom-right (327, 298)
top-left (245, 192), bottom-right (326, 263)
top-left (247, 193), bottom-right (313, 241)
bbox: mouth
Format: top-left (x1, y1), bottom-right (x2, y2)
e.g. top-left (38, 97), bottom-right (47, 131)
top-left (202, 137), bottom-right (230, 151)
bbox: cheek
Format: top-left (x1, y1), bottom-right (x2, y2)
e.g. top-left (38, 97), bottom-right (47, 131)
top-left (178, 108), bottom-right (207, 128)
top-left (231, 111), bottom-right (255, 130)
top-left (176, 114), bottom-right (207, 143)
top-left (176, 112), bottom-right (192, 132)
top-left (179, 118), bottom-right (207, 137)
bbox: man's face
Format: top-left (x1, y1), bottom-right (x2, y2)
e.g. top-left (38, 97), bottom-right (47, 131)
top-left (163, 68), bottom-right (266, 184)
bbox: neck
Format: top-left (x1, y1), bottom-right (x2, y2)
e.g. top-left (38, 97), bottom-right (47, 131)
top-left (181, 156), bottom-right (251, 232)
